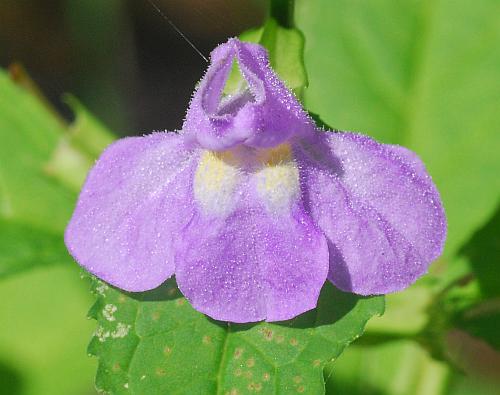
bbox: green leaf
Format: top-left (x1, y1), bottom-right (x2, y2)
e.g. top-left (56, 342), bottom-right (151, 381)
top-left (0, 68), bottom-right (116, 278)
top-left (226, 19), bottom-right (308, 97)
top-left (0, 69), bottom-right (73, 278)
top-left (0, 219), bottom-right (71, 278)
top-left (259, 19), bottom-right (308, 95)
top-left (440, 205), bottom-right (500, 351)
top-left (88, 279), bottom-right (383, 394)
top-left (0, 69), bottom-right (75, 232)
top-left (296, 0), bottom-right (500, 256)
top-left (458, 204), bottom-right (500, 299)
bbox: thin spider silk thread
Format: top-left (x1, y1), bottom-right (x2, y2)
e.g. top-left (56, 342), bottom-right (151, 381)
top-left (146, 0), bottom-right (209, 63)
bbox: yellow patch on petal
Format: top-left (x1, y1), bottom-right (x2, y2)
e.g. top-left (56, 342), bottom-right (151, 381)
top-left (194, 143), bottom-right (299, 216)
top-left (255, 144), bottom-right (293, 166)
top-left (255, 148), bottom-right (300, 213)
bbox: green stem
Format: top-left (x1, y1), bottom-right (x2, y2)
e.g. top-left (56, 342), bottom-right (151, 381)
top-left (270, 0), bottom-right (295, 28)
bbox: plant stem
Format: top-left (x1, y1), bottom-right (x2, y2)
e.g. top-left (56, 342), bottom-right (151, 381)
top-left (270, 0), bottom-right (295, 28)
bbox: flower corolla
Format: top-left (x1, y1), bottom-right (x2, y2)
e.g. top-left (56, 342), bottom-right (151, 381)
top-left (65, 39), bottom-right (446, 323)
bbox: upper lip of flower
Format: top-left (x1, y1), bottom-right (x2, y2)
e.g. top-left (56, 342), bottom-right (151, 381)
top-left (182, 37), bottom-right (315, 152)
top-left (201, 50), bottom-right (266, 120)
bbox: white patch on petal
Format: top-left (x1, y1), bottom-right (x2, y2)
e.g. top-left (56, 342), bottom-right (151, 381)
top-left (255, 164), bottom-right (299, 214)
top-left (194, 144), bottom-right (300, 216)
top-left (194, 151), bottom-right (241, 216)
top-left (255, 145), bottom-right (300, 214)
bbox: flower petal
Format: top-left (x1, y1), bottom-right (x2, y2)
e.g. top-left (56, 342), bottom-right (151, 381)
top-left (295, 132), bottom-right (446, 295)
top-left (65, 132), bottom-right (198, 291)
top-left (176, 150), bottom-right (328, 322)
top-left (176, 206), bottom-right (328, 323)
top-left (183, 38), bottom-right (315, 151)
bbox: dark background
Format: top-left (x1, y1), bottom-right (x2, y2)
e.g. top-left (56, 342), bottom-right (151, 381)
top-left (0, 0), bottom-right (266, 134)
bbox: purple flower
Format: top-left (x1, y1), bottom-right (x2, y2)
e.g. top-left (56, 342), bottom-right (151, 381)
top-left (65, 39), bottom-right (446, 323)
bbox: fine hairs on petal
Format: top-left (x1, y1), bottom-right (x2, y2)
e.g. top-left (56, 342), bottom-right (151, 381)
top-left (65, 38), bottom-right (446, 323)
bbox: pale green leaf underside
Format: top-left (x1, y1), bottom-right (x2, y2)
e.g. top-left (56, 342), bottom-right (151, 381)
top-left (0, 69), bottom-right (115, 278)
top-left (89, 279), bottom-right (383, 394)
top-left (225, 18), bottom-right (307, 97)
top-left (0, 70), bottom-right (74, 232)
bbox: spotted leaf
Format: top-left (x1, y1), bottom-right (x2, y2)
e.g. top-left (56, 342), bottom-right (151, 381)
top-left (88, 278), bottom-right (383, 394)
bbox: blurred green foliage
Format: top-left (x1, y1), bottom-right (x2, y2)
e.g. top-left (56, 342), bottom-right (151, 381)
top-left (0, 265), bottom-right (96, 395)
top-left (296, 0), bottom-right (500, 393)
top-left (0, 68), bottom-right (114, 278)
top-left (0, 67), bottom-right (114, 394)
top-left (296, 0), bottom-right (500, 257)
